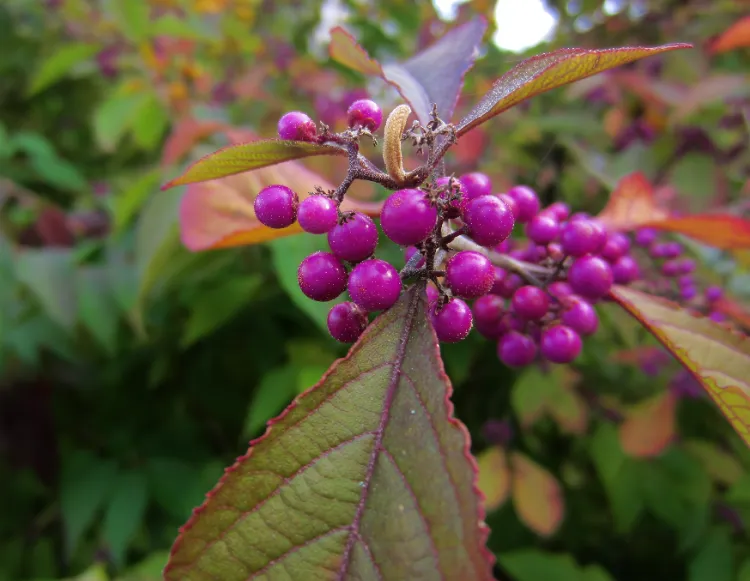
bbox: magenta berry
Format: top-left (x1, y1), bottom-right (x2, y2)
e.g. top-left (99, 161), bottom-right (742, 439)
top-left (559, 219), bottom-right (603, 257)
top-left (347, 99), bottom-right (383, 131)
top-left (548, 281), bottom-right (573, 300)
top-left (473, 295), bottom-right (506, 339)
top-left (445, 251), bottom-right (495, 299)
top-left (540, 325), bottom-right (582, 364)
top-left (705, 286), bottom-right (722, 302)
top-left (297, 195), bottom-right (338, 234)
top-left (512, 286), bottom-right (550, 320)
top-left (676, 258), bottom-right (696, 274)
top-left (506, 185), bottom-right (540, 223)
top-left (544, 201), bottom-right (571, 221)
top-left (600, 232), bottom-right (631, 262)
top-left (567, 255), bottom-right (614, 300)
top-left (458, 172), bottom-right (492, 201)
top-left (404, 246), bottom-right (425, 268)
top-left (381, 188), bottom-right (437, 246)
top-left (426, 284), bottom-right (439, 307)
top-left (526, 214), bottom-right (560, 245)
top-left (709, 311), bottom-right (725, 323)
top-left (348, 259), bottom-right (401, 312)
top-left (561, 297), bottom-right (598, 336)
top-left (498, 331), bottom-right (537, 367)
top-left (327, 212), bottom-right (378, 263)
top-left (498, 193), bottom-right (519, 220)
top-left (297, 252), bottom-right (347, 302)
top-left (496, 273), bottom-right (523, 299)
top-left (431, 298), bottom-right (473, 343)
top-left (327, 302), bottom-right (368, 343)
top-left (490, 266), bottom-right (507, 295)
top-left (254, 185), bottom-right (298, 229)
top-left (611, 255), bottom-right (640, 284)
top-left (661, 259), bottom-right (681, 277)
top-left (635, 227), bottom-right (658, 246)
top-left (463, 195), bottom-right (515, 247)
top-left (278, 111), bottom-right (317, 141)
top-left (680, 285), bottom-right (698, 300)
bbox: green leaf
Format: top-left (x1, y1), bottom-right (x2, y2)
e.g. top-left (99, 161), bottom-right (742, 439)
top-left (60, 452), bottom-right (118, 556)
top-left (131, 95), bottom-right (169, 152)
top-left (112, 169), bottom-right (163, 234)
top-left (164, 285), bottom-right (494, 580)
top-left (498, 550), bottom-right (584, 581)
top-left (242, 366), bottom-right (299, 438)
top-left (688, 528), bottom-right (733, 581)
top-left (146, 459), bottom-right (206, 522)
top-left (16, 249), bottom-right (77, 330)
top-left (109, 0), bottom-right (150, 42)
top-left (611, 286), bottom-right (750, 449)
top-left (738, 558), bottom-right (750, 581)
top-left (162, 139), bottom-right (346, 189)
top-left (27, 43), bottom-right (99, 95)
top-left (76, 266), bottom-right (120, 354)
top-left (29, 154), bottom-right (88, 191)
top-left (102, 470), bottom-right (148, 567)
top-left (181, 275), bottom-right (262, 347)
top-left (93, 91), bottom-right (149, 152)
top-left (457, 44), bottom-right (692, 136)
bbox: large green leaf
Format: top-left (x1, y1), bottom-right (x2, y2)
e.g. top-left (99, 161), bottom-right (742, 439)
top-left (27, 43), bottom-right (99, 96)
top-left (165, 285), bottom-right (494, 580)
top-left (611, 286), bottom-right (750, 448)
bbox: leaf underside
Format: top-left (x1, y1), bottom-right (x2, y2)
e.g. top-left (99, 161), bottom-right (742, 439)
top-left (164, 284), bottom-right (494, 581)
top-left (611, 286), bottom-right (750, 448)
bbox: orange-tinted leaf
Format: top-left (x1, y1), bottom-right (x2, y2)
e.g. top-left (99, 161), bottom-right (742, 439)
top-left (548, 374), bottom-right (589, 436)
top-left (710, 16), bottom-right (750, 54)
top-left (646, 215), bottom-right (750, 249)
top-left (618, 391), bottom-right (677, 458)
top-left (476, 446), bottom-right (511, 512)
top-left (161, 118), bottom-right (230, 167)
top-left (328, 27), bottom-right (382, 76)
top-left (457, 44), bottom-right (691, 136)
top-left (162, 139), bottom-right (346, 190)
top-left (597, 172), bottom-right (669, 231)
top-left (511, 452), bottom-right (564, 537)
top-left (611, 285), bottom-right (750, 448)
top-left (715, 297), bottom-right (750, 330)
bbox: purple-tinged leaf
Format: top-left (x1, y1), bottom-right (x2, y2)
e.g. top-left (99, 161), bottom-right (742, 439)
top-left (329, 17), bottom-right (487, 123)
top-left (456, 44), bottom-right (692, 136)
top-left (164, 284), bottom-right (494, 580)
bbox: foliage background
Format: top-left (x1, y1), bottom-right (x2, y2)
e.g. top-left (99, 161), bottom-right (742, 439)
top-left (1, 0), bottom-right (749, 579)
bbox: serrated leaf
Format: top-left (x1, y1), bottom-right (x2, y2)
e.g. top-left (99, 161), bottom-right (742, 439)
top-left (162, 139), bottom-right (346, 190)
top-left (476, 446), bottom-right (511, 512)
top-left (16, 248), bottom-right (77, 330)
top-left (164, 285), bottom-right (494, 580)
top-left (102, 471), bottom-right (148, 567)
top-left (27, 43), bottom-right (99, 95)
top-left (611, 286), bottom-right (750, 448)
top-left (457, 44), bottom-right (691, 136)
top-left (511, 452), bottom-right (564, 537)
top-left (709, 15), bottom-right (750, 54)
top-left (619, 391), bottom-right (677, 458)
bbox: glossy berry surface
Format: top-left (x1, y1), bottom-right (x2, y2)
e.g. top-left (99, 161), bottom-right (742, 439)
top-left (380, 188), bottom-right (437, 246)
top-left (561, 297), bottom-right (599, 336)
top-left (431, 298), bottom-right (473, 343)
top-left (567, 255), bottom-right (614, 300)
top-left (277, 111), bottom-right (317, 141)
top-left (548, 281), bottom-right (573, 300)
top-left (463, 195), bottom-right (515, 247)
top-left (473, 295), bottom-right (506, 339)
top-left (559, 219), bottom-right (603, 257)
top-left (297, 252), bottom-right (347, 302)
top-left (512, 286), bottom-right (550, 320)
top-left (540, 325), bottom-right (582, 363)
top-left (254, 185), bottom-right (298, 229)
top-left (611, 255), bottom-right (640, 284)
top-left (445, 251), bottom-right (494, 299)
top-left (347, 99), bottom-right (383, 131)
top-left (544, 201), bottom-right (570, 221)
top-left (525, 214), bottom-right (560, 245)
top-left (634, 227), bottom-right (658, 246)
top-left (327, 213), bottom-right (378, 263)
top-left (459, 172), bottom-right (492, 201)
top-left (348, 259), bottom-right (401, 312)
top-left (506, 185), bottom-right (540, 223)
top-left (297, 195), bottom-right (338, 234)
top-left (327, 302), bottom-right (368, 343)
top-left (600, 232), bottom-right (631, 262)
top-left (498, 331), bottom-right (537, 367)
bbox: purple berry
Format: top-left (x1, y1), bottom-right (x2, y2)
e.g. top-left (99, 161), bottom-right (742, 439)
top-left (680, 285), bottom-right (698, 300)
top-left (540, 325), bottom-right (582, 363)
top-left (569, 212), bottom-right (592, 222)
top-left (297, 252), bottom-right (347, 301)
top-left (431, 298), bottom-right (473, 343)
top-left (327, 302), bottom-right (368, 343)
top-left (348, 259), bottom-right (402, 312)
top-left (547, 242), bottom-right (564, 261)
top-left (278, 111), bottom-right (317, 141)
top-left (705, 286), bottom-right (723, 303)
top-left (561, 297), bottom-right (598, 336)
top-left (661, 259), bottom-right (681, 277)
top-left (512, 286), bottom-right (550, 320)
top-left (347, 99), bottom-right (383, 131)
top-left (297, 195), bottom-right (338, 234)
top-left (498, 194), bottom-right (519, 220)
top-left (543, 201), bottom-right (571, 221)
top-left (635, 227), bottom-right (658, 246)
top-left (404, 246), bottom-right (425, 268)
top-left (445, 251), bottom-right (495, 299)
top-left (600, 232), bottom-right (631, 262)
top-left (676, 258), bottom-right (696, 274)
top-left (499, 313), bottom-right (526, 335)
top-left (559, 219), bottom-right (603, 257)
top-left (496, 273), bottom-right (523, 299)
top-left (458, 172), bottom-right (492, 201)
top-left (254, 185), bottom-right (298, 229)
top-left (709, 311), bottom-right (725, 323)
top-left (663, 241), bottom-right (683, 258)
top-left (506, 185), bottom-right (540, 223)
top-left (426, 284), bottom-right (439, 306)
top-left (381, 188), bottom-right (437, 246)
top-left (548, 281), bottom-right (573, 300)
top-left (526, 214), bottom-right (560, 245)
top-left (611, 255), bottom-right (640, 284)
top-left (678, 274), bottom-right (694, 287)
top-left (463, 195), bottom-right (515, 247)
top-left (568, 255), bottom-right (614, 300)
top-left (490, 266), bottom-right (507, 295)
top-left (498, 331), bottom-right (537, 367)
top-left (473, 295), bottom-right (506, 339)
top-left (327, 212), bottom-right (378, 263)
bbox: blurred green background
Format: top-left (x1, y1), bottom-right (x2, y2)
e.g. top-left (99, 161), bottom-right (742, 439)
top-left (1, 0), bottom-right (749, 580)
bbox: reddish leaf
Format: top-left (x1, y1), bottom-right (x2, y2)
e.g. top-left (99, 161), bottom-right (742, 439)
top-left (618, 391), bottom-right (677, 458)
top-left (162, 139), bottom-right (346, 190)
top-left (477, 446), bottom-right (511, 512)
top-left (647, 215), bottom-right (750, 250)
top-left (510, 452), bottom-right (564, 537)
top-left (164, 285), bottom-right (494, 580)
top-left (329, 17), bottom-right (486, 123)
top-left (611, 285), bottom-right (750, 448)
top-left (161, 118), bottom-right (230, 167)
top-left (597, 172), bottom-right (669, 231)
top-left (456, 44), bottom-right (691, 137)
top-left (715, 297), bottom-right (750, 330)
top-left (709, 16), bottom-right (750, 54)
